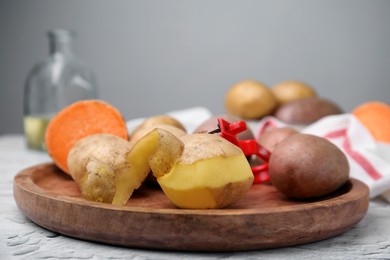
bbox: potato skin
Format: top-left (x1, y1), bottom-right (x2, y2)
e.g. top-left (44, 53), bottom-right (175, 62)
top-left (269, 134), bottom-right (349, 199)
top-left (274, 97), bottom-right (343, 125)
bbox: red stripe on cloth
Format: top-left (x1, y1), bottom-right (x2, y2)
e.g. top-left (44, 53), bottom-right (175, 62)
top-left (257, 119), bottom-right (278, 138)
top-left (342, 137), bottom-right (383, 180)
top-left (324, 128), bottom-right (383, 181)
top-left (324, 129), bottom-right (347, 138)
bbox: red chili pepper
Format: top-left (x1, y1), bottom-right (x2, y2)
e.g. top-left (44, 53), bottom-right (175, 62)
top-left (210, 118), bottom-right (271, 184)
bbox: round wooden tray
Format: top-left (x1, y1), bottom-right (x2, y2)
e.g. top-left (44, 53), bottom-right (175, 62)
top-left (14, 163), bottom-right (369, 252)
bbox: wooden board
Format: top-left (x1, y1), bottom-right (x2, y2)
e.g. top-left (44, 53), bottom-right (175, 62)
top-left (13, 163), bottom-right (369, 252)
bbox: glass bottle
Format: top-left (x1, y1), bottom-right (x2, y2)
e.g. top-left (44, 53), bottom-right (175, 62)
top-left (23, 29), bottom-right (98, 151)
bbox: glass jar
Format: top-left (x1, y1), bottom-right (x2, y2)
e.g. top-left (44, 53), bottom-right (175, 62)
top-left (23, 29), bottom-right (98, 151)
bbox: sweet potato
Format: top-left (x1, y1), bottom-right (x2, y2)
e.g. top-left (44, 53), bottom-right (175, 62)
top-left (352, 101), bottom-right (390, 143)
top-left (45, 100), bottom-right (129, 174)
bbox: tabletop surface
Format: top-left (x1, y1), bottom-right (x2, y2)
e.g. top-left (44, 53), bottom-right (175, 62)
top-left (1, 135), bottom-right (390, 260)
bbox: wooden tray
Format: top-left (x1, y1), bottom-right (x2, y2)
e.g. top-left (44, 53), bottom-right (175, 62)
top-left (13, 163), bottom-right (369, 252)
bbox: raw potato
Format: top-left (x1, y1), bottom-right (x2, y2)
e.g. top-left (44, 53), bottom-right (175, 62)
top-left (129, 124), bottom-right (186, 185)
top-left (154, 133), bottom-right (254, 209)
top-left (194, 114), bottom-right (255, 141)
top-left (269, 134), bottom-right (349, 199)
top-left (67, 130), bottom-right (184, 206)
top-left (130, 124), bottom-right (186, 145)
top-left (130, 115), bottom-right (186, 138)
top-left (257, 127), bottom-right (298, 152)
top-left (271, 80), bottom-right (316, 105)
top-left (225, 80), bottom-right (278, 120)
top-left (274, 97), bottom-right (343, 125)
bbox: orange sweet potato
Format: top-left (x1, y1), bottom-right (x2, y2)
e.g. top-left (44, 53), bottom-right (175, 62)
top-left (45, 100), bottom-right (129, 173)
top-left (352, 101), bottom-right (390, 143)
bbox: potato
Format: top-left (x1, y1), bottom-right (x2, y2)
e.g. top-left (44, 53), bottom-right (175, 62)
top-left (154, 133), bottom-right (254, 209)
top-left (129, 124), bottom-right (186, 185)
top-left (257, 127), bottom-right (298, 152)
top-left (225, 80), bottom-right (278, 120)
top-left (193, 114), bottom-right (255, 141)
top-left (274, 97), bottom-right (343, 125)
top-left (130, 124), bottom-right (186, 145)
top-left (67, 130), bottom-right (184, 205)
top-left (269, 133), bottom-right (349, 199)
top-left (271, 80), bottom-right (316, 105)
top-left (130, 115), bottom-right (186, 139)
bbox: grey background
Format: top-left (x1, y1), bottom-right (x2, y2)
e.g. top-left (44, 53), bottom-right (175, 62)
top-left (1, 0), bottom-right (390, 135)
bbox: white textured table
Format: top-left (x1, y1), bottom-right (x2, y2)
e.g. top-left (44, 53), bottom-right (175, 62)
top-left (1, 135), bottom-right (390, 259)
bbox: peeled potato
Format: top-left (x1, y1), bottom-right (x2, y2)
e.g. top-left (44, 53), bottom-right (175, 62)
top-left (271, 80), bottom-right (316, 105)
top-left (225, 80), bottom-right (278, 120)
top-left (153, 133), bottom-right (254, 209)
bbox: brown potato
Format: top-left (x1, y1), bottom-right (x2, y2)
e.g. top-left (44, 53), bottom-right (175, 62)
top-left (130, 124), bottom-right (186, 145)
top-left (225, 80), bottom-right (278, 120)
top-left (274, 97), bottom-right (343, 125)
top-left (271, 80), bottom-right (316, 105)
top-left (269, 133), bottom-right (349, 199)
top-left (194, 114), bottom-right (255, 141)
top-left (257, 127), bottom-right (298, 152)
top-left (130, 115), bottom-right (186, 139)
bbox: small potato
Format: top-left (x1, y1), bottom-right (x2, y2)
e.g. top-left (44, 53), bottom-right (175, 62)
top-left (130, 124), bottom-right (186, 145)
top-left (269, 133), bottom-right (349, 199)
top-left (257, 127), bottom-right (298, 152)
top-left (271, 80), bottom-right (316, 105)
top-left (225, 80), bottom-right (278, 120)
top-left (130, 115), bottom-right (186, 139)
top-left (274, 97), bottom-right (343, 125)
top-left (194, 114), bottom-right (255, 141)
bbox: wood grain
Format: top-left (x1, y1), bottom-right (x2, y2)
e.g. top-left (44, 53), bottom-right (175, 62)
top-left (13, 163), bottom-right (369, 252)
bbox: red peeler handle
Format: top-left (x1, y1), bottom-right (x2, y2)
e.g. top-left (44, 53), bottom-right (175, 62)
top-left (216, 118), bottom-right (271, 184)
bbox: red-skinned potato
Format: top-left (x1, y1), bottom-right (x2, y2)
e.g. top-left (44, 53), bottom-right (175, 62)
top-left (274, 97), bottom-right (343, 125)
top-left (269, 133), bottom-right (349, 199)
top-left (257, 127), bottom-right (298, 152)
